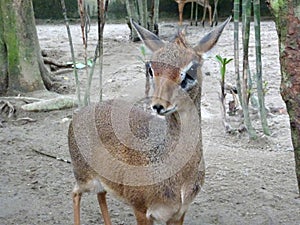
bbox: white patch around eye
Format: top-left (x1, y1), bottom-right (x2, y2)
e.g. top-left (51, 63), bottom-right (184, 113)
top-left (150, 77), bottom-right (155, 89)
top-left (180, 61), bottom-right (194, 81)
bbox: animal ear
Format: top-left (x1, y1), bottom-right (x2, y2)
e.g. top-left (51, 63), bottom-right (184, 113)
top-left (193, 16), bottom-right (231, 55)
top-left (131, 19), bottom-right (165, 52)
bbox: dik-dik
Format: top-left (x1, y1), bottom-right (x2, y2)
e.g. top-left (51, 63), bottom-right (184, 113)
top-left (68, 17), bottom-right (230, 225)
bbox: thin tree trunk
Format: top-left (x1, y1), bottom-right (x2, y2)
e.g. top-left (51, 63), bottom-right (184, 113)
top-left (267, 0), bottom-right (300, 196)
top-left (97, 0), bottom-right (108, 102)
top-left (233, 0), bottom-right (242, 107)
top-left (253, 0), bottom-right (270, 135)
top-left (242, 0), bottom-right (257, 139)
top-left (0, 14), bottom-right (8, 94)
top-left (60, 0), bottom-right (82, 106)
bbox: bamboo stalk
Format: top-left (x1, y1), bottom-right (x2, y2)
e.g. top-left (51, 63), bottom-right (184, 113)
top-left (253, 0), bottom-right (270, 135)
top-left (97, 0), bottom-right (108, 102)
top-left (233, 0), bottom-right (242, 106)
top-left (242, 0), bottom-right (257, 139)
top-left (60, 0), bottom-right (82, 106)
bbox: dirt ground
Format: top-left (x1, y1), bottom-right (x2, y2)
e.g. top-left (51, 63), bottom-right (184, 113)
top-left (1, 20), bottom-right (299, 225)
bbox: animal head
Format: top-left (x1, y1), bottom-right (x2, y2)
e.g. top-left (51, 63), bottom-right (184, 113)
top-left (132, 18), bottom-right (231, 116)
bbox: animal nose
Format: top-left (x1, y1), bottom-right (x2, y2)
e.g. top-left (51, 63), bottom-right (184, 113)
top-left (152, 104), bottom-right (164, 114)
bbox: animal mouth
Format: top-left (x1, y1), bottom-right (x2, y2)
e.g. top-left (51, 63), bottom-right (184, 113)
top-left (157, 105), bottom-right (177, 116)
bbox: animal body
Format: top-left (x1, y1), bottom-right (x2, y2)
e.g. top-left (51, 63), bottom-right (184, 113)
top-left (68, 17), bottom-right (231, 225)
top-left (175, 0), bottom-right (219, 26)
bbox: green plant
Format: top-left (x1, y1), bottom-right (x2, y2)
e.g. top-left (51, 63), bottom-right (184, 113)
top-left (215, 55), bottom-right (233, 132)
top-left (216, 55), bottom-right (233, 79)
top-left (215, 55), bottom-right (233, 98)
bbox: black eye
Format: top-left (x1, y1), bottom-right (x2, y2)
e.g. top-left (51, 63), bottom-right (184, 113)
top-left (148, 67), bottom-right (154, 77)
top-left (180, 61), bottom-right (199, 90)
top-left (181, 74), bottom-right (195, 89)
top-left (146, 62), bottom-right (154, 77)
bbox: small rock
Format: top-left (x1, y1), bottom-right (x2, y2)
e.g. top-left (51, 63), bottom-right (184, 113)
top-left (61, 117), bottom-right (70, 123)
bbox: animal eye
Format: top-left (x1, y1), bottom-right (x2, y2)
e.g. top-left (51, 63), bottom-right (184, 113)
top-left (181, 73), bottom-right (196, 90)
top-left (180, 61), bottom-right (199, 91)
top-left (148, 67), bottom-right (154, 77)
top-left (146, 62), bottom-right (154, 77)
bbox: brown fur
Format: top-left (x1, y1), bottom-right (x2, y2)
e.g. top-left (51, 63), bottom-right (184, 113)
top-left (68, 18), bottom-right (230, 225)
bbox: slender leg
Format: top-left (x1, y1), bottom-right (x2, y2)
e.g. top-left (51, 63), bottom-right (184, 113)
top-left (207, 5), bottom-right (212, 27)
top-left (190, 2), bottom-right (194, 26)
top-left (195, 3), bottom-right (198, 26)
top-left (201, 5), bottom-right (207, 27)
top-left (178, 2), bottom-right (185, 25)
top-left (97, 192), bottom-right (112, 225)
top-left (134, 208), bottom-right (153, 225)
top-left (212, 0), bottom-right (219, 26)
top-left (72, 192), bottom-right (82, 225)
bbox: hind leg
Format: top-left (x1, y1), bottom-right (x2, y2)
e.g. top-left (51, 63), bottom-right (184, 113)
top-left (72, 191), bottom-right (82, 225)
top-left (134, 208), bottom-right (154, 225)
top-left (167, 213), bottom-right (185, 225)
top-left (97, 192), bottom-right (112, 225)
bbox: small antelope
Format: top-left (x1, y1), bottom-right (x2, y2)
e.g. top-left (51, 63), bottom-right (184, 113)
top-left (175, 0), bottom-right (214, 26)
top-left (68, 17), bottom-right (230, 225)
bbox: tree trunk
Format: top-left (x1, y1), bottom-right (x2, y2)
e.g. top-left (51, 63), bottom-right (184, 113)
top-left (126, 0), bottom-right (140, 41)
top-left (0, 0), bottom-right (52, 94)
top-left (149, 0), bottom-right (159, 35)
top-left (267, 0), bottom-right (300, 195)
top-left (137, 0), bottom-right (148, 28)
top-left (233, 0), bottom-right (242, 108)
top-left (126, 0), bottom-right (159, 40)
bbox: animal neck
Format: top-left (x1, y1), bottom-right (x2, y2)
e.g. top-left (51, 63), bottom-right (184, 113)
top-left (165, 92), bottom-right (202, 138)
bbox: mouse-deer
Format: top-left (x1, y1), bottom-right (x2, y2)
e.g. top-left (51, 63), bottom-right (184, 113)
top-left (175, 0), bottom-right (218, 26)
top-left (68, 17), bottom-right (231, 225)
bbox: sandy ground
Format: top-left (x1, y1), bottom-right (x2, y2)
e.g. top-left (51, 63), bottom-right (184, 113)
top-left (0, 20), bottom-right (299, 225)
